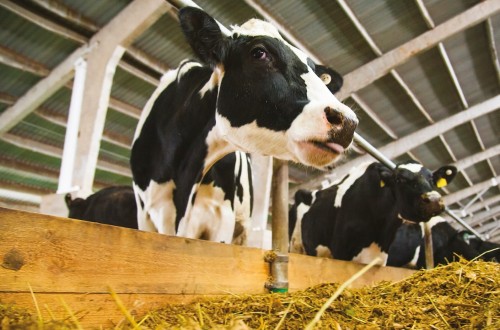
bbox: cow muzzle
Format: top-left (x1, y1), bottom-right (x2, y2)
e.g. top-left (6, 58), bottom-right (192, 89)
top-left (325, 107), bottom-right (358, 149)
top-left (420, 191), bottom-right (445, 217)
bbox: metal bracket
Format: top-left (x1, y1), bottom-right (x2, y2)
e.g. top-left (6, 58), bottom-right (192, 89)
top-left (264, 251), bottom-right (289, 293)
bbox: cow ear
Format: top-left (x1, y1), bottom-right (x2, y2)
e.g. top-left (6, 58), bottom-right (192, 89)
top-left (179, 7), bottom-right (227, 66)
top-left (315, 65), bottom-right (344, 94)
top-left (64, 193), bottom-right (73, 207)
top-left (433, 166), bottom-right (457, 188)
top-left (378, 165), bottom-right (393, 188)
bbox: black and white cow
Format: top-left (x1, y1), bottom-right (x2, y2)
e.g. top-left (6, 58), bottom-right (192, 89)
top-left (65, 186), bottom-right (138, 229)
top-left (289, 161), bottom-right (457, 265)
top-left (130, 7), bottom-right (357, 242)
top-left (386, 216), bottom-right (481, 268)
top-left (461, 231), bottom-right (500, 263)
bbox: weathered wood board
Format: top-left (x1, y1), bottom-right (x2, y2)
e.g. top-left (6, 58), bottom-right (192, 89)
top-left (0, 207), bottom-right (414, 327)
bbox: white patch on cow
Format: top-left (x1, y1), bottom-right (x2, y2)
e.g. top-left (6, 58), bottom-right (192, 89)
top-left (352, 242), bottom-right (387, 265)
top-left (177, 182), bottom-right (235, 243)
top-left (315, 245), bottom-right (333, 258)
top-left (216, 116), bottom-right (291, 160)
top-left (406, 245), bottom-right (421, 268)
top-left (426, 190), bottom-right (442, 199)
top-left (232, 151), bottom-right (253, 245)
top-left (399, 163), bottom-right (423, 173)
top-left (334, 162), bottom-right (371, 207)
top-left (133, 180), bottom-right (177, 235)
top-left (203, 126), bottom-right (236, 177)
top-left (177, 60), bottom-right (202, 81)
top-left (199, 70), bottom-right (219, 99)
top-left (289, 203), bottom-right (311, 254)
top-left (424, 215), bottom-right (446, 228)
top-left (231, 19), bottom-right (283, 41)
top-left (133, 69), bottom-right (178, 142)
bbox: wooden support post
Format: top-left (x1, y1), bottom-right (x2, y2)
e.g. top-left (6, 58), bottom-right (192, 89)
top-left (271, 159), bottom-right (289, 253)
top-left (423, 222), bottom-right (434, 269)
top-left (265, 158), bottom-right (289, 292)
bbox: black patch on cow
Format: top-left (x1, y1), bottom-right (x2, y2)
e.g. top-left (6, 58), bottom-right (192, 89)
top-left (66, 186), bottom-right (138, 229)
top-left (388, 222), bottom-right (487, 269)
top-left (217, 35), bottom-right (310, 131)
top-left (131, 64), bottom-right (221, 230)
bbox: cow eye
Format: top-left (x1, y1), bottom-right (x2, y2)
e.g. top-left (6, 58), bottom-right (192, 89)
top-left (251, 46), bottom-right (268, 60)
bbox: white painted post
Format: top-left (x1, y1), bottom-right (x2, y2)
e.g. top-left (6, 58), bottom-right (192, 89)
top-left (57, 57), bottom-right (87, 194)
top-left (247, 154), bottom-right (273, 249)
top-left (72, 45), bottom-right (126, 198)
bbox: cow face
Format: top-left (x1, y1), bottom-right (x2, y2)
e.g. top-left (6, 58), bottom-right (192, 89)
top-left (179, 7), bottom-right (358, 169)
top-left (380, 162), bottom-right (457, 222)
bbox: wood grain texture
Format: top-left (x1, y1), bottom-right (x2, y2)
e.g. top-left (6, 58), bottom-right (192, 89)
top-left (0, 207), bottom-right (415, 327)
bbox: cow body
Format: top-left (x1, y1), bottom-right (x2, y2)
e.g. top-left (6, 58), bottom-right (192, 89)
top-left (289, 161), bottom-right (457, 265)
top-left (387, 217), bottom-right (479, 268)
top-left (65, 186), bottom-right (138, 229)
top-left (461, 232), bottom-right (500, 263)
top-left (130, 7), bottom-right (357, 242)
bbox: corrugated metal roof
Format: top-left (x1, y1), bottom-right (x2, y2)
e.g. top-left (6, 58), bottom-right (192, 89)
top-left (0, 0), bottom-right (498, 241)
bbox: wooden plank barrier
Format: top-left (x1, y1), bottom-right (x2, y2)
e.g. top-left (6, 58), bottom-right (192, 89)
top-left (0, 207), bottom-right (415, 327)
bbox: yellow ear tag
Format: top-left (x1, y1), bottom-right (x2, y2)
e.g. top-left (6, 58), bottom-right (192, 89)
top-left (436, 178), bottom-right (447, 188)
top-left (380, 180), bottom-right (385, 187)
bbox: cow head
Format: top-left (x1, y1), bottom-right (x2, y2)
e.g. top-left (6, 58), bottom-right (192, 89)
top-left (379, 162), bottom-right (457, 222)
top-left (65, 193), bottom-right (87, 219)
top-left (179, 7), bottom-right (357, 169)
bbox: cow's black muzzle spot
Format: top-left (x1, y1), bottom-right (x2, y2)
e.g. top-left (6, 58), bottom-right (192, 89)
top-left (328, 115), bottom-right (357, 149)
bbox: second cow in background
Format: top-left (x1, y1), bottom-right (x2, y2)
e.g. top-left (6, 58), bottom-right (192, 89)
top-left (289, 161), bottom-right (457, 265)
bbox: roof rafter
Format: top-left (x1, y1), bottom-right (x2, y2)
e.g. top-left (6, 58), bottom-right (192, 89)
top-left (0, 0), bottom-right (169, 136)
top-left (336, 0), bottom-right (500, 100)
top-left (444, 176), bottom-right (499, 205)
top-left (1, 133), bottom-right (131, 178)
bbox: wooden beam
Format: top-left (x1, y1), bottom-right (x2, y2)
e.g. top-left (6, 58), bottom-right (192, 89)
top-left (464, 195), bottom-right (500, 215)
top-left (486, 18), bottom-right (500, 86)
top-left (475, 217), bottom-right (500, 235)
top-left (452, 144), bottom-right (500, 171)
top-left (351, 93), bottom-right (398, 140)
top-left (444, 176), bottom-right (499, 205)
top-left (0, 45), bottom-right (49, 76)
top-left (0, 45), bottom-right (82, 135)
top-left (336, 0), bottom-right (500, 100)
top-left (3, 0), bottom-right (169, 77)
top-left (0, 0), bottom-right (87, 43)
top-left (0, 208), bottom-right (414, 328)
top-left (468, 206), bottom-right (500, 228)
top-left (0, 0), bottom-right (169, 136)
top-left (1, 133), bottom-right (131, 178)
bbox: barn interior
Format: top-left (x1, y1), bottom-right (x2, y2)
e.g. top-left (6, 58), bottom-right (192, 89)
top-left (0, 0), bottom-right (499, 243)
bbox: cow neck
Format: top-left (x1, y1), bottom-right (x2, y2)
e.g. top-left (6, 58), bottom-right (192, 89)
top-left (200, 125), bottom-right (236, 180)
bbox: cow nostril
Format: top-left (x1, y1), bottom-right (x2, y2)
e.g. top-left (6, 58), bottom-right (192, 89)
top-left (325, 107), bottom-right (344, 126)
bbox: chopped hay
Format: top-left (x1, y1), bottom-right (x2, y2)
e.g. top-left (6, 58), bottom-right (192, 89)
top-left (0, 303), bottom-right (76, 329)
top-left (140, 259), bottom-right (499, 329)
top-left (1, 259), bottom-right (498, 329)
